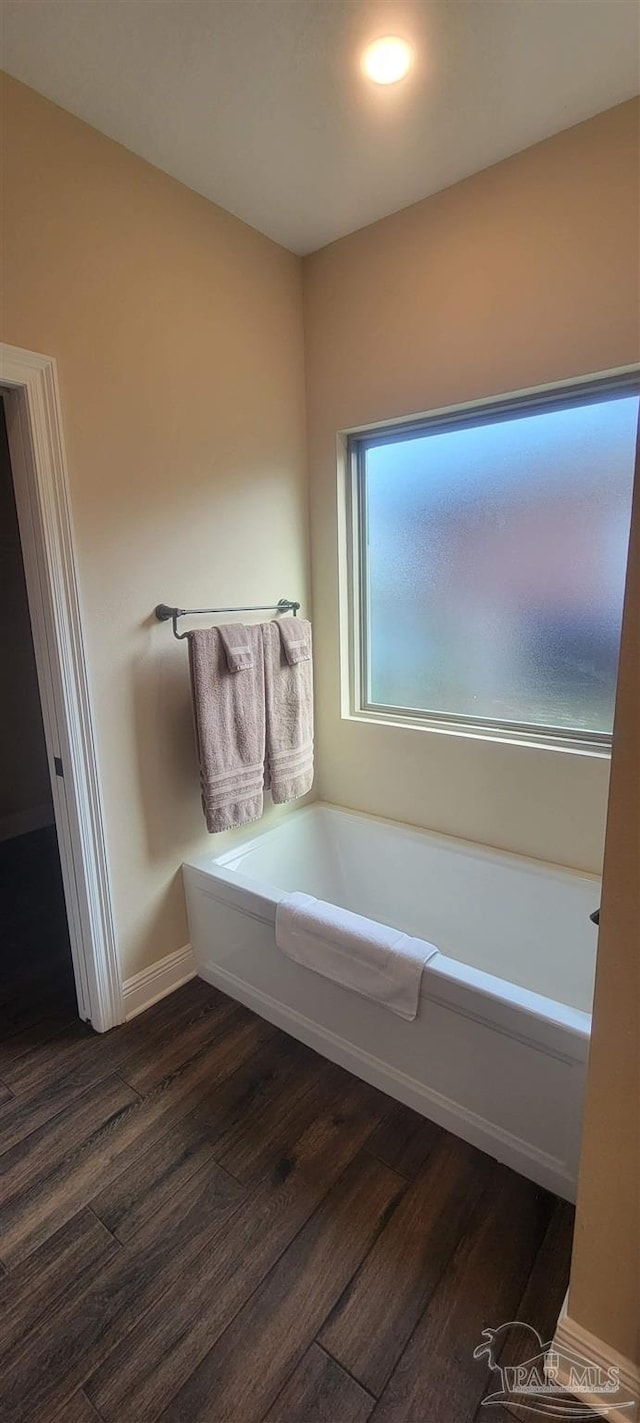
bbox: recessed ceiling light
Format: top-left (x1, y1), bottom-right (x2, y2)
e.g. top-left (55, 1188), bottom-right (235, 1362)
top-left (363, 36), bottom-right (413, 85)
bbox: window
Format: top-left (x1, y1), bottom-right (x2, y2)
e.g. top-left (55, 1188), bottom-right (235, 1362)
top-left (350, 376), bottom-right (639, 747)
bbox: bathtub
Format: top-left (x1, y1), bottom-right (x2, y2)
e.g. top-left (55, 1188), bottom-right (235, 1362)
top-left (183, 803), bottom-right (599, 1200)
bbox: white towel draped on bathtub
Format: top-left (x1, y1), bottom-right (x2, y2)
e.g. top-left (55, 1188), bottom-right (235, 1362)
top-left (275, 892), bottom-right (438, 1020)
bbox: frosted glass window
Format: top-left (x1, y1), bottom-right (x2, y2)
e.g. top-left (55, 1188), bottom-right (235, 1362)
top-left (359, 389), bottom-right (639, 739)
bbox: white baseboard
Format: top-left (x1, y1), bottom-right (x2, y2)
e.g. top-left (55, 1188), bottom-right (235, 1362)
top-left (0, 803), bottom-right (55, 842)
top-left (549, 1297), bottom-right (639, 1421)
top-left (122, 943), bottom-right (197, 1020)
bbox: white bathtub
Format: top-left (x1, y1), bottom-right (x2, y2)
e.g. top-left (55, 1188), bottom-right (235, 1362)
top-left (183, 803), bottom-right (599, 1199)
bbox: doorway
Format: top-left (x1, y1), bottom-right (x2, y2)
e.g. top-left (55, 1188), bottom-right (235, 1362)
top-left (1, 344), bottom-right (121, 1032)
top-left (0, 396), bottom-right (78, 1025)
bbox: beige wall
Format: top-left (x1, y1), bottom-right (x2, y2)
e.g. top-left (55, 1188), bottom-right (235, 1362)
top-left (568, 420), bottom-right (639, 1363)
top-left (0, 399), bottom-right (53, 835)
top-left (303, 99), bottom-right (640, 873)
top-left (1, 73), bottom-right (309, 978)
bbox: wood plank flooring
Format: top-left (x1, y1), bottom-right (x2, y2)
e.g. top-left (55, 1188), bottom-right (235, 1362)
top-left (0, 834), bottom-right (575, 1422)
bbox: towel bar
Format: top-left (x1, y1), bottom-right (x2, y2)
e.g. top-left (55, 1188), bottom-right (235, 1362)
top-left (155, 598), bottom-right (299, 640)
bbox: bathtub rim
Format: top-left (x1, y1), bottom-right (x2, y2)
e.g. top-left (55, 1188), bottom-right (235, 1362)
top-left (183, 802), bottom-right (593, 1060)
top-left (189, 800), bottom-right (601, 889)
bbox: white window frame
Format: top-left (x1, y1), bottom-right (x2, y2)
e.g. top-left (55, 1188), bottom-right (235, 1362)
top-left (344, 367), bottom-right (640, 756)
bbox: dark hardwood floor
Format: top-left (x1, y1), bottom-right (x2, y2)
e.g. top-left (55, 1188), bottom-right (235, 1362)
top-left (0, 844), bottom-right (574, 1422)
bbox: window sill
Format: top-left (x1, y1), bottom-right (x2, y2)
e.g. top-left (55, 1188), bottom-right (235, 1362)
top-left (345, 706), bottom-right (612, 759)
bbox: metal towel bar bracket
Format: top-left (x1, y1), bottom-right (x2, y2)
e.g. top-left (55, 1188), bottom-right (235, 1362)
top-left (155, 599), bottom-right (300, 641)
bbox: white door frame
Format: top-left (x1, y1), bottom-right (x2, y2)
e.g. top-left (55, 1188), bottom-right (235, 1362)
top-left (1, 343), bottom-right (122, 1031)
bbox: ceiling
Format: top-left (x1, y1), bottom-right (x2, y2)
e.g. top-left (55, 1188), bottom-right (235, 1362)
top-left (1, 0), bottom-right (638, 254)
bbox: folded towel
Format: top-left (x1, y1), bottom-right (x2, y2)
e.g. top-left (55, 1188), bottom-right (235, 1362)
top-left (217, 623), bottom-right (255, 672)
top-left (276, 618), bottom-right (312, 666)
top-left (275, 892), bottom-right (438, 1020)
top-left (262, 619), bottom-right (314, 804)
top-left (188, 625), bottom-right (265, 833)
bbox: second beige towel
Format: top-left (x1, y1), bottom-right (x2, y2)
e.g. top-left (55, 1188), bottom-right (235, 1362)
top-left (262, 618), bottom-right (314, 804)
